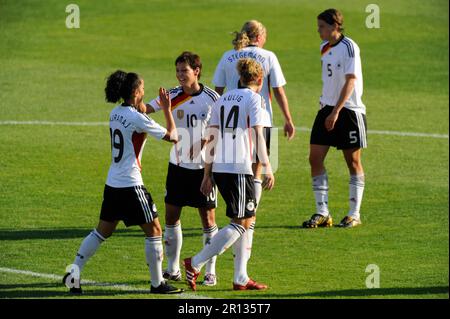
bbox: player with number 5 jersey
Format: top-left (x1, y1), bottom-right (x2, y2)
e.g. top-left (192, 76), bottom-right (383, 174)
top-left (303, 9), bottom-right (367, 229)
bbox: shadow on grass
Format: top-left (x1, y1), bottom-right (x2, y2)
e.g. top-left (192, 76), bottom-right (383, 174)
top-left (0, 227), bottom-right (204, 241)
top-left (0, 282), bottom-right (153, 298)
top-left (238, 286), bottom-right (449, 298)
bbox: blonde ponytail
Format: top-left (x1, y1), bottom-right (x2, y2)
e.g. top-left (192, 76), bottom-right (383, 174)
top-left (232, 31), bottom-right (250, 50)
top-left (232, 20), bottom-right (266, 51)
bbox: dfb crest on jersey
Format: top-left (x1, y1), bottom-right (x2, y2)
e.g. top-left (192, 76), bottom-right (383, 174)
top-left (177, 109), bottom-right (184, 119)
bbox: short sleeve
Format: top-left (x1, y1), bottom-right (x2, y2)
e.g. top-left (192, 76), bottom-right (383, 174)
top-left (147, 96), bottom-right (161, 112)
top-left (343, 41), bottom-right (359, 76)
top-left (269, 52), bottom-right (287, 88)
top-left (209, 101), bottom-right (220, 126)
top-left (212, 53), bottom-right (227, 87)
top-left (134, 112), bottom-right (167, 140)
top-left (247, 94), bottom-right (265, 127)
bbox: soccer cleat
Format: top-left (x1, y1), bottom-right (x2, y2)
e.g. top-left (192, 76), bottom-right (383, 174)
top-left (183, 257), bottom-right (200, 291)
top-left (163, 270), bottom-right (182, 281)
top-left (62, 272), bottom-right (82, 294)
top-left (302, 213), bottom-right (333, 228)
top-left (337, 216), bottom-right (362, 228)
top-left (202, 273), bottom-right (217, 286)
top-left (233, 278), bottom-right (268, 291)
top-left (150, 281), bottom-right (184, 294)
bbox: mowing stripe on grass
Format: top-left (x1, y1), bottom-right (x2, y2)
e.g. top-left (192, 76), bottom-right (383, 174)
top-left (0, 121), bottom-right (447, 139)
top-left (0, 267), bottom-right (211, 299)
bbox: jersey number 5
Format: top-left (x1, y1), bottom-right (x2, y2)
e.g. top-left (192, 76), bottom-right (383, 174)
top-left (110, 128), bottom-right (124, 163)
top-left (327, 63), bottom-right (333, 77)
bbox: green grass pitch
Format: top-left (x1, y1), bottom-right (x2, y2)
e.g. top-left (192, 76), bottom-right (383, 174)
top-left (0, 0), bottom-right (448, 299)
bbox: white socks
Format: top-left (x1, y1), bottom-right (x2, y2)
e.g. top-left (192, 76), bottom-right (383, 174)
top-left (164, 223), bottom-right (182, 274)
top-left (203, 225), bottom-right (218, 275)
top-left (348, 174), bottom-right (365, 219)
top-left (73, 229), bottom-right (105, 272)
top-left (145, 236), bottom-right (164, 288)
top-left (232, 221), bottom-right (255, 285)
top-left (192, 223), bottom-right (245, 271)
top-left (312, 172), bottom-right (329, 216)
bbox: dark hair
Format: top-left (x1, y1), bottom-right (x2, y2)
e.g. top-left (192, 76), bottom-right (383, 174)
top-left (175, 51), bottom-right (202, 80)
top-left (105, 70), bottom-right (142, 103)
top-left (318, 8), bottom-right (344, 32)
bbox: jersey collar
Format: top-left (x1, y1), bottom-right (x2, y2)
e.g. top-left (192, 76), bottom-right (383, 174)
top-left (182, 83), bottom-right (204, 97)
top-left (330, 34), bottom-right (345, 47)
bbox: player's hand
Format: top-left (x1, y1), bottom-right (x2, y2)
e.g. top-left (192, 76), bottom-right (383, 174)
top-left (325, 111), bottom-right (339, 131)
top-left (200, 176), bottom-right (213, 196)
top-left (261, 165), bottom-right (275, 191)
top-left (159, 87), bottom-right (171, 110)
top-left (284, 120), bottom-right (295, 140)
top-left (262, 172), bottom-right (275, 191)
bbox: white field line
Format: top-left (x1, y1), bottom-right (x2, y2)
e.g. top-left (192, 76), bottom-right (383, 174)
top-left (0, 266), bottom-right (211, 299)
top-left (0, 121), bottom-right (447, 139)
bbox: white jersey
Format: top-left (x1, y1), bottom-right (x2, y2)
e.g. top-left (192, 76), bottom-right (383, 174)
top-left (106, 105), bottom-right (167, 188)
top-left (209, 87), bottom-right (265, 175)
top-left (212, 45), bottom-right (286, 125)
top-left (320, 36), bottom-right (366, 114)
top-left (148, 84), bottom-right (219, 170)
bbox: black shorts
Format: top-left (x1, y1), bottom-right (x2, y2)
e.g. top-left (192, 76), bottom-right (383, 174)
top-left (310, 105), bottom-right (367, 150)
top-left (100, 184), bottom-right (158, 227)
top-left (165, 163), bottom-right (217, 209)
top-left (213, 172), bottom-right (256, 219)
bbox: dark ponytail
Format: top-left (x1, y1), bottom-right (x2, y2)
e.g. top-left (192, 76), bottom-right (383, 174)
top-left (104, 70), bottom-right (142, 103)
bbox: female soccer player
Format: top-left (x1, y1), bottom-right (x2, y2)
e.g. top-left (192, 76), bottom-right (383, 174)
top-left (145, 52), bottom-right (220, 286)
top-left (212, 19), bottom-right (294, 284)
top-left (303, 9), bottom-right (367, 228)
top-left (184, 58), bottom-right (274, 291)
top-left (63, 70), bottom-right (183, 294)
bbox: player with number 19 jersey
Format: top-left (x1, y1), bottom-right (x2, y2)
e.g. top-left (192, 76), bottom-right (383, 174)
top-left (106, 104), bottom-right (167, 188)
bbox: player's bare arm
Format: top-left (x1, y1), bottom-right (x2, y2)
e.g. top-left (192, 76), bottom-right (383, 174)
top-left (325, 74), bottom-right (357, 131)
top-left (273, 86), bottom-right (295, 140)
top-left (159, 87), bottom-right (178, 143)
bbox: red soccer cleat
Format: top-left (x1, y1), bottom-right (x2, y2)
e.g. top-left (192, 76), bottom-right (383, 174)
top-left (233, 278), bottom-right (268, 290)
top-left (183, 257), bottom-right (200, 291)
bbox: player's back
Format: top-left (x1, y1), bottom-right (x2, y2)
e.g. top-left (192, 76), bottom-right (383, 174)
top-left (210, 88), bottom-right (265, 175)
top-left (107, 105), bottom-right (166, 188)
top-left (213, 46), bottom-right (286, 125)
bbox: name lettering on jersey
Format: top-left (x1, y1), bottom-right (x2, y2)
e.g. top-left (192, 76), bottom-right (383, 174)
top-left (110, 113), bottom-right (131, 128)
top-left (227, 51), bottom-right (266, 64)
top-left (222, 93), bottom-right (243, 103)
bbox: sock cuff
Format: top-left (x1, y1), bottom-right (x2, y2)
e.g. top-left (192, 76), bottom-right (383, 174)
top-left (165, 223), bottom-right (181, 229)
top-left (249, 222), bottom-right (256, 231)
top-left (92, 229), bottom-right (106, 242)
top-left (350, 174), bottom-right (365, 186)
top-left (145, 236), bottom-right (162, 244)
top-left (254, 179), bottom-right (262, 184)
top-left (203, 224), bottom-right (218, 234)
top-left (229, 223), bottom-right (246, 236)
